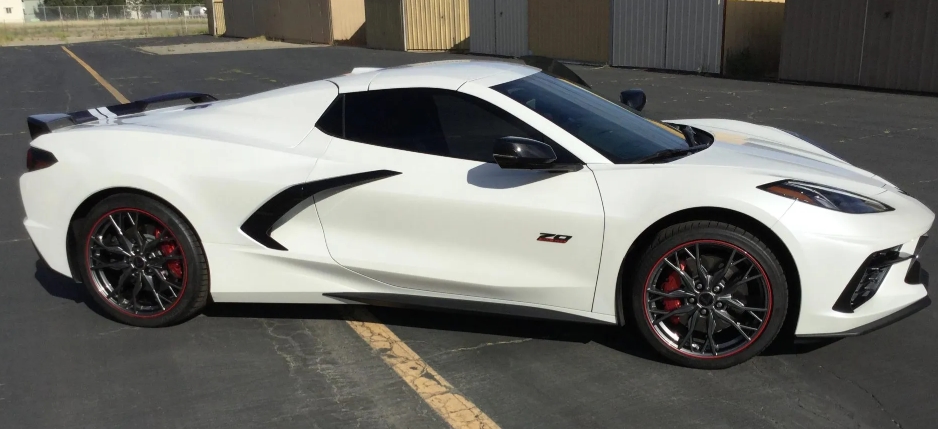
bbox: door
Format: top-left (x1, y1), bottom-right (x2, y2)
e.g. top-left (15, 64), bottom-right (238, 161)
top-left (311, 87), bottom-right (605, 311)
top-left (494, 0), bottom-right (528, 57)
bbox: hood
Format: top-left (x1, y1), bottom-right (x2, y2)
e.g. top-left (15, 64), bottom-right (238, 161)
top-left (668, 119), bottom-right (890, 195)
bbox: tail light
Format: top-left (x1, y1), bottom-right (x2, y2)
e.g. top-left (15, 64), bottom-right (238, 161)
top-left (26, 147), bottom-right (57, 172)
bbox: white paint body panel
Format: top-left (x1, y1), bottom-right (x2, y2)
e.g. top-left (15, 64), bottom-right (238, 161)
top-left (19, 61), bottom-right (933, 337)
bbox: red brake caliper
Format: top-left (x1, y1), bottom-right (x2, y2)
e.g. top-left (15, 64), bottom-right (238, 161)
top-left (154, 228), bottom-right (183, 278)
top-left (661, 261), bottom-right (686, 324)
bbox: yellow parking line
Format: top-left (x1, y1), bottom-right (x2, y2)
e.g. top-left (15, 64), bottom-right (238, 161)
top-left (61, 46), bottom-right (130, 104)
top-left (344, 307), bottom-right (500, 429)
top-left (61, 47), bottom-right (499, 429)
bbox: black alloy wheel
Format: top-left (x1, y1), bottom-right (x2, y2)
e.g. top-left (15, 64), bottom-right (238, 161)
top-left (630, 221), bottom-right (788, 369)
top-left (78, 194), bottom-right (209, 327)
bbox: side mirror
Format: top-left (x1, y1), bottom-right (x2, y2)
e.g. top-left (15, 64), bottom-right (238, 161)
top-left (493, 136), bottom-right (557, 170)
top-left (620, 89), bottom-right (647, 111)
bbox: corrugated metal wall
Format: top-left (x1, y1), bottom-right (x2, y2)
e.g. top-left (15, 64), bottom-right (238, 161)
top-left (723, 0), bottom-right (786, 77)
top-left (469, 0), bottom-right (528, 56)
top-left (611, 0), bottom-right (723, 72)
top-left (469, 0), bottom-right (496, 54)
top-left (611, 0), bottom-right (668, 68)
top-left (404, 0), bottom-right (470, 51)
top-left (665, 0), bottom-right (724, 73)
top-left (780, 0), bottom-right (869, 86)
top-left (494, 0), bottom-right (528, 56)
top-left (223, 0), bottom-right (265, 38)
top-left (528, 0), bottom-right (609, 63)
top-left (859, 0), bottom-right (938, 93)
top-left (364, 0), bottom-right (406, 50)
top-left (265, 0), bottom-right (332, 44)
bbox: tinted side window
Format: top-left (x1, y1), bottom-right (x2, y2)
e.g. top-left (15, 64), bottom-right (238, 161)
top-left (342, 88), bottom-right (579, 163)
top-left (315, 94), bottom-right (344, 138)
top-left (432, 92), bottom-right (544, 163)
top-left (345, 89), bottom-right (449, 157)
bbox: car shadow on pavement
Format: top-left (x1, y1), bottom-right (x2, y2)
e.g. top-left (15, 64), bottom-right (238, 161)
top-left (33, 257), bottom-right (837, 361)
top-left (204, 301), bottom-right (839, 362)
top-left (205, 301), bottom-right (667, 364)
top-left (33, 260), bottom-right (112, 320)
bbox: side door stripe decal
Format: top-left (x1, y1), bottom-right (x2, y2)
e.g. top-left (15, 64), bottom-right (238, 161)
top-left (240, 170), bottom-right (401, 250)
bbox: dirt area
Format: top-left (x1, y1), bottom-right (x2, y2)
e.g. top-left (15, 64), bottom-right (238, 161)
top-left (0, 20), bottom-right (207, 46)
top-left (136, 38), bottom-right (324, 55)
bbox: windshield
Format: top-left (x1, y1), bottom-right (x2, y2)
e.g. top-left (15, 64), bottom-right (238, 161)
top-left (492, 73), bottom-right (689, 163)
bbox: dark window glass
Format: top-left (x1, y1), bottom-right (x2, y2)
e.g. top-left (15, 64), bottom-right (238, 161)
top-left (492, 73), bottom-right (689, 163)
top-left (315, 94), bottom-right (344, 138)
top-left (342, 88), bottom-right (579, 163)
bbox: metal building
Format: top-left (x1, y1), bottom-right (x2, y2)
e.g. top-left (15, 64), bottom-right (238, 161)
top-left (527, 0), bottom-right (609, 64)
top-left (780, 0), bottom-right (938, 93)
top-left (468, 0), bottom-right (529, 57)
top-left (364, 0), bottom-right (470, 51)
top-left (222, 0), bottom-right (366, 45)
top-left (611, 0), bottom-right (784, 75)
top-left (723, 0), bottom-right (786, 77)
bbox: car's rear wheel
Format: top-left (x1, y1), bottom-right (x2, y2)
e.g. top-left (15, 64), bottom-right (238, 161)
top-left (77, 194), bottom-right (209, 327)
top-left (630, 221), bottom-right (788, 369)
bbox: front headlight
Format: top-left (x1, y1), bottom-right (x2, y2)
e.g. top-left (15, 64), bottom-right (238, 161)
top-left (759, 180), bottom-right (893, 213)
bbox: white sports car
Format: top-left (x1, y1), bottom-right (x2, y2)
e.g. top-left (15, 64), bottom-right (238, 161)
top-left (20, 59), bottom-right (932, 368)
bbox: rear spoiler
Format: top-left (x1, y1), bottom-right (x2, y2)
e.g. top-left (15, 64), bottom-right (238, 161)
top-left (520, 56), bottom-right (591, 89)
top-left (26, 91), bottom-right (217, 140)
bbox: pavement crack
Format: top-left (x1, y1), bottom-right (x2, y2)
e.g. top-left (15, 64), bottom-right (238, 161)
top-left (97, 326), bottom-right (138, 336)
top-left (259, 318), bottom-right (345, 412)
top-left (441, 338), bottom-right (532, 354)
top-left (817, 365), bottom-right (903, 429)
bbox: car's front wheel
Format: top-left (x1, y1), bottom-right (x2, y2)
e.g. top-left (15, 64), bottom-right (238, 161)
top-left (630, 221), bottom-right (788, 369)
top-left (77, 194), bottom-right (209, 327)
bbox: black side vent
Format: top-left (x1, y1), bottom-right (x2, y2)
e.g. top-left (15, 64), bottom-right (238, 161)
top-left (833, 246), bottom-right (914, 312)
top-left (240, 170), bottom-right (401, 250)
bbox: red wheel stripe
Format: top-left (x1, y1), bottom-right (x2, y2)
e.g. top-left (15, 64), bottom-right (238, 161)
top-left (642, 239), bottom-right (773, 360)
top-left (85, 208), bottom-right (189, 319)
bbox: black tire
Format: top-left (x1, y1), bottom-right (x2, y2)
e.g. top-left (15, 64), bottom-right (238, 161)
top-left (629, 221), bottom-right (788, 369)
top-left (76, 193), bottom-right (209, 327)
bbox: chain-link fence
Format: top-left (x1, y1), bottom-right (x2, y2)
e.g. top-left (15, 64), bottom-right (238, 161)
top-left (2, 4), bottom-right (208, 44)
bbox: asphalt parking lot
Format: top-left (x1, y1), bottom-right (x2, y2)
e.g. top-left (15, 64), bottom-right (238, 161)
top-left (1, 36), bottom-right (937, 429)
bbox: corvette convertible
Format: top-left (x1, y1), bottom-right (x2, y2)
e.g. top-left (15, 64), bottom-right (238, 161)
top-left (21, 59), bottom-right (932, 368)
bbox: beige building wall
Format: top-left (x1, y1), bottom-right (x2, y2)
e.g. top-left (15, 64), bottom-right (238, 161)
top-left (403, 0), bottom-right (469, 51)
top-left (331, 0), bottom-right (366, 45)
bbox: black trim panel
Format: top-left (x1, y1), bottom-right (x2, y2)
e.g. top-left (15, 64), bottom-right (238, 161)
top-left (240, 170), bottom-right (401, 250)
top-left (906, 261), bottom-right (930, 287)
top-left (324, 292), bottom-right (616, 325)
top-left (832, 247), bottom-right (906, 313)
top-left (798, 296), bottom-right (931, 338)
